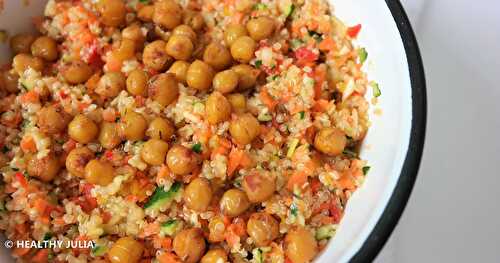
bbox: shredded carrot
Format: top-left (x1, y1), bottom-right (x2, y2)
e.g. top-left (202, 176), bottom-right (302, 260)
top-left (260, 89), bottom-right (278, 110)
top-left (33, 198), bottom-right (48, 215)
top-left (85, 73), bottom-right (100, 92)
top-left (140, 222), bottom-right (160, 238)
top-left (318, 37), bottom-right (336, 52)
top-left (287, 171), bottom-right (307, 191)
top-left (158, 252), bottom-right (181, 263)
top-left (227, 148), bottom-right (252, 177)
top-left (15, 172), bottom-right (28, 189)
top-left (153, 236), bottom-right (172, 250)
top-left (20, 136), bottom-right (36, 152)
top-left (312, 99), bottom-right (329, 112)
top-left (20, 90), bottom-right (39, 104)
top-left (31, 249), bottom-right (49, 263)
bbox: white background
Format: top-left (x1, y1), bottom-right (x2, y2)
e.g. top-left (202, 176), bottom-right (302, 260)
top-left (377, 0), bottom-right (500, 262)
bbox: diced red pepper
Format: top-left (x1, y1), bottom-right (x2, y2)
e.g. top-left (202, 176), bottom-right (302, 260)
top-left (347, 24), bottom-right (362, 38)
top-left (15, 172), bottom-right (28, 189)
top-left (329, 200), bottom-right (343, 223)
top-left (294, 47), bottom-right (318, 66)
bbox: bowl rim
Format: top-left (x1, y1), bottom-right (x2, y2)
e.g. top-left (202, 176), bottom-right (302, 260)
top-left (349, 0), bottom-right (427, 261)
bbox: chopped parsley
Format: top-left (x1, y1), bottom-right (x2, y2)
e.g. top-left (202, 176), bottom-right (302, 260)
top-left (253, 3), bottom-right (268, 10)
top-left (286, 4), bottom-right (296, 18)
top-left (358, 48), bottom-right (368, 64)
top-left (370, 81), bottom-right (381, 97)
top-left (299, 111), bottom-right (305, 119)
top-left (254, 60), bottom-right (262, 69)
top-left (43, 232), bottom-right (53, 241)
top-left (191, 143), bottom-right (202, 153)
top-left (362, 166), bottom-right (371, 175)
top-left (290, 203), bottom-right (298, 216)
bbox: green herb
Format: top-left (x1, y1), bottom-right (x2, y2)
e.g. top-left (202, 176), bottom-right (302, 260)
top-left (139, 0), bottom-right (149, 3)
top-left (271, 75), bottom-right (279, 81)
top-left (91, 245), bottom-right (107, 257)
top-left (43, 232), bottom-right (53, 241)
top-left (290, 203), bottom-right (298, 216)
top-left (254, 60), bottom-right (262, 69)
top-left (315, 224), bottom-right (337, 240)
top-left (253, 3), bottom-right (268, 10)
top-left (20, 83), bottom-right (28, 91)
top-left (308, 30), bottom-right (323, 42)
top-left (191, 143), bottom-right (202, 153)
top-left (144, 182), bottom-right (181, 210)
top-left (362, 166), bottom-right (371, 175)
top-left (358, 48), bottom-right (368, 64)
top-left (342, 149), bottom-right (358, 158)
top-left (371, 81), bottom-right (381, 97)
top-left (299, 111), bottom-right (305, 119)
top-left (285, 4), bottom-right (296, 18)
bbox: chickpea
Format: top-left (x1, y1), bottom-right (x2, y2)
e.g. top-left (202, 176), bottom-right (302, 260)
top-left (201, 249), bottom-right (228, 263)
top-left (313, 127), bottom-right (347, 156)
top-left (31, 36), bottom-right (58, 61)
top-left (166, 35), bottom-right (194, 61)
top-left (143, 40), bottom-right (172, 71)
top-left (138, 5), bottom-right (154, 22)
top-left (224, 24), bottom-right (248, 47)
top-left (99, 122), bottom-right (122, 149)
top-left (285, 227), bottom-right (318, 263)
top-left (229, 113), bottom-right (260, 145)
top-left (1, 70), bottom-right (19, 93)
top-left (122, 24), bottom-right (145, 49)
top-left (220, 189), bottom-right (250, 217)
top-left (235, 0), bottom-right (256, 12)
top-left (231, 64), bottom-right (258, 90)
top-left (62, 61), bottom-right (93, 85)
top-left (247, 212), bottom-right (279, 246)
top-left (27, 154), bottom-right (60, 182)
top-left (12, 54), bottom-right (44, 75)
top-left (85, 159), bottom-right (115, 186)
top-left (96, 0), bottom-right (126, 27)
top-left (66, 147), bottom-right (94, 178)
top-left (203, 43), bottom-right (232, 71)
top-left (141, 139), bottom-right (169, 166)
top-left (246, 17), bottom-right (276, 41)
top-left (230, 36), bottom-right (256, 63)
top-left (172, 25), bottom-right (197, 42)
top-left (208, 216), bottom-right (226, 243)
top-left (146, 117), bottom-right (174, 141)
top-left (96, 72), bottom-right (126, 99)
top-left (186, 60), bottom-right (214, 91)
top-left (36, 105), bottom-right (69, 134)
top-left (121, 111), bottom-right (147, 141)
top-left (173, 228), bottom-right (206, 263)
top-left (227, 93), bottom-right (247, 114)
top-left (153, 0), bottom-right (182, 30)
top-left (108, 39), bottom-right (136, 66)
top-left (108, 236), bottom-right (144, 263)
top-left (184, 178), bottom-right (212, 212)
top-left (168, 61), bottom-right (190, 84)
top-left (148, 73), bottom-right (179, 108)
top-left (213, 70), bottom-right (239, 94)
top-left (68, 114), bottom-right (99, 144)
top-left (166, 145), bottom-right (199, 175)
top-left (183, 10), bottom-right (205, 31)
top-left (126, 69), bottom-right (148, 96)
top-left (242, 172), bottom-right (275, 203)
top-left (10, 33), bottom-right (35, 54)
top-left (205, 92), bottom-right (231, 125)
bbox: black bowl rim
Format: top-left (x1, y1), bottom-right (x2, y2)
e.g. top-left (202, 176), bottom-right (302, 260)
top-left (350, 0), bottom-right (427, 262)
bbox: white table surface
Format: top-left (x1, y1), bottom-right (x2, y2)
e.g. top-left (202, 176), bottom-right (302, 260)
top-left (377, 0), bottom-right (500, 262)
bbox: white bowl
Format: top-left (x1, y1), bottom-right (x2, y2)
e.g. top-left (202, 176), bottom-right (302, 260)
top-left (0, 0), bottom-right (426, 262)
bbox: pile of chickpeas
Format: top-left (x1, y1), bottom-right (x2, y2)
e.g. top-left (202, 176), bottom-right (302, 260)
top-left (0, 0), bottom-right (354, 263)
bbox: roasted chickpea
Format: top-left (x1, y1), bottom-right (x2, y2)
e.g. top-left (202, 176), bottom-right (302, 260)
top-left (27, 154), bottom-right (60, 182)
top-left (146, 117), bottom-right (174, 141)
top-left (203, 43), bottom-right (232, 71)
top-left (121, 111), bottom-right (147, 141)
top-left (186, 60), bottom-right (214, 91)
top-left (153, 0), bottom-right (182, 30)
top-left (230, 36), bottom-right (256, 63)
top-left (246, 16), bottom-right (276, 41)
top-left (138, 5), bottom-right (154, 22)
top-left (184, 178), bottom-right (212, 212)
top-left (314, 127), bottom-right (347, 156)
top-left (208, 216), bottom-right (226, 243)
top-left (1, 70), bottom-right (19, 93)
top-left (141, 139), bottom-right (169, 166)
top-left (122, 24), bottom-right (145, 49)
top-left (148, 73), bottom-right (179, 108)
top-left (108, 236), bottom-right (144, 263)
top-left (172, 25), bottom-right (197, 42)
top-left (66, 147), bottom-right (94, 178)
top-left (200, 249), bottom-right (228, 263)
top-left (99, 122), bottom-right (122, 149)
top-left (166, 145), bottom-right (198, 175)
top-left (229, 113), bottom-right (260, 145)
top-left (12, 53), bottom-right (44, 75)
top-left (285, 227), bottom-right (318, 263)
top-left (183, 10), bottom-right (205, 31)
top-left (224, 24), bottom-right (248, 47)
top-left (205, 92), bottom-right (231, 124)
top-left (168, 61), bottom-right (190, 84)
top-left (166, 35), bottom-right (194, 61)
top-left (68, 114), bottom-right (99, 144)
top-left (85, 159), bottom-right (115, 186)
top-left (126, 69), bottom-right (148, 96)
top-left (31, 36), bottom-right (58, 61)
top-left (235, 0), bottom-right (256, 12)
top-left (96, 72), bottom-right (126, 99)
top-left (213, 70), bottom-right (239, 94)
top-left (227, 93), bottom-right (247, 114)
top-left (242, 172), bottom-right (275, 203)
top-left (10, 33), bottom-right (35, 54)
top-left (96, 0), bottom-right (126, 27)
top-left (231, 64), bottom-right (258, 90)
top-left (173, 228), bottom-right (206, 263)
top-left (143, 40), bottom-right (172, 71)
top-left (220, 189), bottom-right (250, 217)
top-left (247, 212), bottom-right (279, 246)
top-left (37, 105), bottom-right (70, 134)
top-left (62, 61), bottom-right (93, 85)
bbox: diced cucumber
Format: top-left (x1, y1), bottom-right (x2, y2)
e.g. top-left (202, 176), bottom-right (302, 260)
top-left (91, 245), bottom-right (107, 257)
top-left (161, 219), bottom-right (182, 236)
top-left (258, 112), bottom-right (272, 122)
top-left (285, 4), bottom-right (296, 18)
top-left (286, 139), bottom-right (300, 158)
top-left (144, 182), bottom-right (181, 211)
top-left (315, 224), bottom-right (337, 240)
